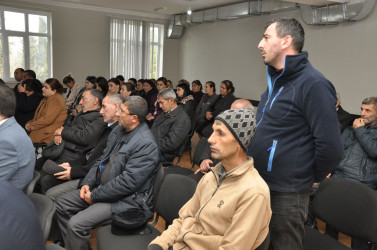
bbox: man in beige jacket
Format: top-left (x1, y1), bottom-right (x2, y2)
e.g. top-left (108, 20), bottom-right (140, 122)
top-left (149, 108), bottom-right (272, 250)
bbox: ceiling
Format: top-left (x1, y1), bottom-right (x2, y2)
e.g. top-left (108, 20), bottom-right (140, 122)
top-left (22, 0), bottom-right (247, 15)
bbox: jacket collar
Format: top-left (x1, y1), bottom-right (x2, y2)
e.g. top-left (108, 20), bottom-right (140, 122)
top-left (211, 157), bottom-right (254, 182)
top-left (0, 116), bottom-right (17, 131)
top-left (267, 51), bottom-right (309, 79)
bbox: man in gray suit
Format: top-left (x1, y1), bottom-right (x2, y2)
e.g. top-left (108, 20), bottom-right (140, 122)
top-left (0, 84), bottom-right (35, 190)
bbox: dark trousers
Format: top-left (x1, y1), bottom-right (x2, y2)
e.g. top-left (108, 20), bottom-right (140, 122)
top-left (269, 190), bottom-right (310, 250)
top-left (55, 189), bottom-right (112, 250)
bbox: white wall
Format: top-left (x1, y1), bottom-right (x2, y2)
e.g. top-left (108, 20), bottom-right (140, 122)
top-left (178, 6), bottom-right (377, 114)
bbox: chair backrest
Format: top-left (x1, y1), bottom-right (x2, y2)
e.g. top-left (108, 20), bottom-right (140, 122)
top-left (175, 135), bottom-right (190, 165)
top-left (155, 174), bottom-right (198, 227)
top-left (152, 164), bottom-right (164, 208)
top-left (313, 178), bottom-right (377, 243)
top-left (23, 170), bottom-right (40, 196)
top-left (192, 137), bottom-right (211, 168)
top-left (28, 193), bottom-right (55, 241)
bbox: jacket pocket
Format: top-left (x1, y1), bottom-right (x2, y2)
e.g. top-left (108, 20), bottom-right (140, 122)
top-left (267, 140), bottom-right (278, 172)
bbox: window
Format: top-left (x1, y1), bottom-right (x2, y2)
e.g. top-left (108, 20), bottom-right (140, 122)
top-left (110, 17), bottom-right (164, 79)
top-left (0, 7), bottom-right (52, 81)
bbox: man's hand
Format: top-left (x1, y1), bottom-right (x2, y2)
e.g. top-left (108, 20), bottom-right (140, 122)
top-left (84, 192), bottom-right (93, 205)
top-left (353, 118), bottom-right (365, 129)
top-left (54, 126), bottom-right (64, 136)
top-left (54, 135), bottom-right (62, 145)
top-left (25, 122), bottom-right (31, 132)
top-left (54, 163), bottom-right (72, 180)
top-left (205, 111), bottom-right (213, 120)
top-left (80, 185), bottom-right (91, 200)
top-left (195, 159), bottom-right (213, 175)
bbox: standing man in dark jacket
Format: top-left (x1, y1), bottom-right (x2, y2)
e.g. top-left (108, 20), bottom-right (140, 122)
top-left (151, 88), bottom-right (191, 163)
top-left (56, 96), bottom-right (160, 250)
top-left (248, 17), bottom-right (343, 250)
top-left (332, 97), bottom-right (377, 189)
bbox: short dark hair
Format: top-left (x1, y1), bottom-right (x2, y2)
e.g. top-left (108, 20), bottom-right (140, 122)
top-left (144, 79), bottom-right (155, 89)
top-left (265, 17), bottom-right (305, 53)
top-left (85, 89), bottom-right (104, 106)
top-left (24, 79), bottom-right (43, 93)
top-left (128, 78), bottom-right (137, 85)
top-left (25, 70), bottom-right (36, 79)
top-left (122, 82), bottom-right (136, 94)
top-left (362, 97), bottom-right (377, 112)
top-left (116, 75), bottom-right (125, 82)
top-left (45, 78), bottom-right (64, 94)
top-left (123, 96), bottom-right (148, 123)
top-left (0, 84), bottom-right (16, 118)
top-left (15, 68), bottom-right (25, 73)
top-left (63, 75), bottom-right (75, 85)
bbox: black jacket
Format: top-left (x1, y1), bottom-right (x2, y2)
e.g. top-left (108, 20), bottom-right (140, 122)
top-left (151, 106), bottom-right (191, 162)
top-left (69, 122), bottom-right (118, 182)
top-left (15, 92), bottom-right (43, 129)
top-left (62, 108), bottom-right (107, 155)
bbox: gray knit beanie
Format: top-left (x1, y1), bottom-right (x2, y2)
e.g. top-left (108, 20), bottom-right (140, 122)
top-left (215, 109), bottom-right (256, 150)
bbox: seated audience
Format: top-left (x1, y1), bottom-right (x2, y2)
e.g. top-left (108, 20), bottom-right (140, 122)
top-left (191, 80), bottom-right (204, 108)
top-left (336, 92), bottom-right (359, 132)
top-left (176, 82), bottom-right (195, 120)
top-left (25, 78), bottom-right (67, 144)
top-left (116, 75), bottom-right (125, 84)
top-left (85, 76), bottom-right (96, 90)
top-left (128, 77), bottom-right (137, 88)
top-left (149, 109), bottom-right (271, 249)
top-left (15, 79), bottom-right (43, 129)
top-left (332, 97), bottom-right (377, 189)
top-left (0, 181), bottom-right (45, 249)
top-left (56, 96), bottom-right (160, 250)
top-left (120, 82), bottom-right (136, 98)
top-left (143, 79), bottom-right (158, 109)
top-left (39, 89), bottom-right (107, 193)
top-left (23, 69), bottom-right (37, 81)
top-left (195, 81), bottom-right (218, 130)
top-left (95, 76), bottom-right (108, 96)
top-left (151, 88), bottom-right (191, 163)
top-left (45, 94), bottom-right (122, 200)
top-left (63, 74), bottom-right (84, 108)
top-left (199, 80), bottom-right (236, 138)
top-left (107, 78), bottom-right (121, 95)
top-left (136, 79), bottom-right (145, 97)
top-left (146, 77), bottom-right (168, 127)
top-left (0, 84), bottom-right (35, 190)
top-left (167, 79), bottom-right (173, 89)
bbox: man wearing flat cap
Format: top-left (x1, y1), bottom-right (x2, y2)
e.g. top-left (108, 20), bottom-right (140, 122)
top-left (149, 109), bottom-right (272, 250)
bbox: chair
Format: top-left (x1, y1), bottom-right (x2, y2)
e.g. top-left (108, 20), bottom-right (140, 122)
top-left (23, 170), bottom-right (40, 196)
top-left (303, 178), bottom-right (377, 250)
top-left (174, 134), bottom-right (190, 165)
top-left (28, 193), bottom-right (56, 241)
top-left (96, 174), bottom-right (198, 250)
top-left (191, 137), bottom-right (211, 170)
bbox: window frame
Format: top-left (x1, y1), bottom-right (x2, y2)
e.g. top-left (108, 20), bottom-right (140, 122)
top-left (0, 6), bottom-right (52, 81)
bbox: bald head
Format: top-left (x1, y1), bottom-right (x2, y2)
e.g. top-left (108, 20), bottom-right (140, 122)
top-left (231, 99), bottom-right (254, 111)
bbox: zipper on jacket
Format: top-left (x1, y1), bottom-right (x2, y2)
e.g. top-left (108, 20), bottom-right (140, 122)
top-left (267, 140), bottom-right (278, 172)
top-left (269, 86), bottom-right (284, 109)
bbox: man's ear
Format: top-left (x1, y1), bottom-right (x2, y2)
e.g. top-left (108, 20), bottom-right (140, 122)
top-left (281, 35), bottom-right (293, 50)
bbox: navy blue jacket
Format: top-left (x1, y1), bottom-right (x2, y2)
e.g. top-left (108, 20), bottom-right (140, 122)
top-left (81, 122), bottom-right (160, 218)
top-left (248, 52), bottom-right (343, 192)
